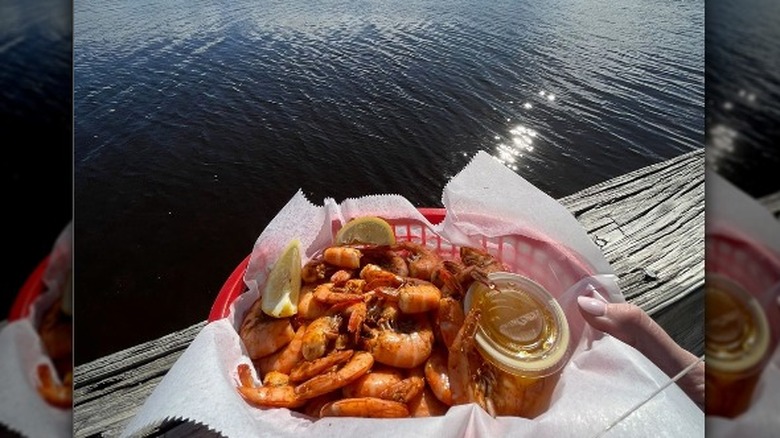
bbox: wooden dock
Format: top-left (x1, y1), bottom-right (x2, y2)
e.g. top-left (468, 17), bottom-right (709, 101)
top-left (67, 148), bottom-right (766, 437)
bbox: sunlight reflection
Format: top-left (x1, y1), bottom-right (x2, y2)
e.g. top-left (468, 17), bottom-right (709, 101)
top-left (707, 124), bottom-right (738, 171)
top-left (538, 89), bottom-right (556, 101)
top-left (738, 89), bottom-right (757, 103)
top-left (493, 124), bottom-right (538, 171)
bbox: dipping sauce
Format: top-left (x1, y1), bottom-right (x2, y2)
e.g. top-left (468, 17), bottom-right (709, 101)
top-left (465, 272), bottom-right (571, 417)
top-left (705, 274), bottom-right (770, 418)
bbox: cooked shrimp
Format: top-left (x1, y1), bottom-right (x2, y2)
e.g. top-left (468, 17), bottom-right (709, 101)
top-left (319, 397), bottom-right (409, 418)
top-left (342, 364), bottom-right (404, 398)
top-left (313, 283), bottom-right (363, 305)
top-left (301, 256), bottom-right (337, 284)
top-left (460, 246), bottom-right (506, 273)
top-left (408, 386), bottom-right (449, 417)
top-left (360, 264), bottom-right (404, 291)
top-left (36, 364), bottom-right (72, 409)
top-left (324, 246), bottom-right (362, 269)
top-left (240, 299), bottom-right (295, 359)
top-left (425, 348), bottom-right (454, 406)
top-left (290, 349), bottom-right (354, 383)
top-left (366, 295), bottom-right (401, 329)
top-left (447, 306), bottom-right (490, 412)
top-left (300, 391), bottom-right (341, 418)
top-left (326, 300), bottom-right (366, 343)
top-left (376, 278), bottom-right (442, 314)
top-left (436, 296), bottom-right (465, 350)
top-left (360, 246), bottom-right (410, 277)
top-left (236, 363), bottom-right (305, 409)
top-left (362, 314), bottom-right (434, 369)
top-left (330, 269), bottom-right (353, 285)
top-left (257, 323), bottom-right (307, 376)
top-left (378, 376), bottom-right (425, 404)
top-left (301, 315), bottom-right (341, 361)
top-left (431, 260), bottom-right (468, 299)
top-left (297, 285), bottom-right (330, 320)
top-left (295, 351), bottom-right (374, 400)
top-left (395, 241), bottom-right (443, 281)
top-left (239, 384), bottom-right (303, 409)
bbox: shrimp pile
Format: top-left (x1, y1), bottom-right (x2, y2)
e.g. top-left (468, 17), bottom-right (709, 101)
top-left (236, 239), bottom-right (543, 419)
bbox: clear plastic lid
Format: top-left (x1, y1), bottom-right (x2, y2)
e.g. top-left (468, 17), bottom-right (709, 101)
top-left (464, 272), bottom-right (571, 378)
top-left (706, 274), bottom-right (770, 375)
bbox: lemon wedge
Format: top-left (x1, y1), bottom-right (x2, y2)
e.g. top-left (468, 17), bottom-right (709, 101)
top-left (261, 238), bottom-right (302, 318)
top-left (335, 216), bottom-right (396, 246)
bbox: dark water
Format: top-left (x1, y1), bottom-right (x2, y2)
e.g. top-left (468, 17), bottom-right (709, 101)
top-left (706, 0), bottom-right (780, 198)
top-left (1, 0), bottom-right (72, 318)
top-left (74, 0), bottom-right (704, 364)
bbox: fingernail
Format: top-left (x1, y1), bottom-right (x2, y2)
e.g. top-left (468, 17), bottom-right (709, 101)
top-left (578, 295), bottom-right (607, 317)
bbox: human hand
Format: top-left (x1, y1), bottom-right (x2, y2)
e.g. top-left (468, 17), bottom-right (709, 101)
top-left (577, 295), bottom-right (705, 410)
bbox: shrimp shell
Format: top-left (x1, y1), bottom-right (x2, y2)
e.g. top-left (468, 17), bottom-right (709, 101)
top-left (436, 296), bottom-right (465, 350)
top-left (256, 323), bottom-right (307, 376)
top-left (360, 264), bottom-right (404, 291)
top-left (300, 391), bottom-right (341, 418)
top-left (408, 386), bottom-right (450, 418)
top-left (425, 348), bottom-right (454, 406)
top-left (296, 284), bottom-right (331, 320)
top-left (459, 246), bottom-right (506, 273)
top-left (295, 351), bottom-right (374, 400)
top-left (448, 306), bottom-right (487, 407)
top-left (320, 397), bottom-right (410, 418)
top-left (377, 279), bottom-right (442, 314)
top-left (395, 241), bottom-right (443, 281)
top-left (239, 300), bottom-right (295, 359)
top-left (36, 364), bottom-right (72, 410)
top-left (341, 364), bottom-right (404, 398)
top-left (362, 315), bottom-right (434, 369)
top-left (236, 364), bottom-right (305, 409)
top-left (324, 247), bottom-right (362, 269)
top-left (290, 349), bottom-right (354, 383)
top-left (378, 376), bottom-right (425, 404)
top-left (301, 315), bottom-right (341, 361)
top-left (313, 283), bottom-right (364, 305)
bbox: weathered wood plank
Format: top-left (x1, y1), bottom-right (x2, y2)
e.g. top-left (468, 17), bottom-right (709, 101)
top-left (72, 323), bottom-right (206, 438)
top-left (559, 149), bottom-right (705, 316)
top-left (74, 150), bottom-right (709, 438)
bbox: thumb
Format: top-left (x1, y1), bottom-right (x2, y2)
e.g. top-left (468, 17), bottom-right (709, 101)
top-left (577, 295), bottom-right (704, 409)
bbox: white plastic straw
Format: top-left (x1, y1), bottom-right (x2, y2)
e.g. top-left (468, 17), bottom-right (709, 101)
top-left (594, 354), bottom-right (705, 438)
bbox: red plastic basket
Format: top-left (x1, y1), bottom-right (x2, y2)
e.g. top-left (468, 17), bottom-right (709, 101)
top-left (208, 208), bottom-right (595, 322)
top-left (8, 256), bottom-right (49, 321)
top-left (707, 232), bottom-right (780, 299)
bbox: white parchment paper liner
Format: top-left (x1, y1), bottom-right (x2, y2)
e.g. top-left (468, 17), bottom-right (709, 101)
top-left (122, 152), bottom-right (702, 437)
top-left (705, 171), bottom-right (780, 436)
top-left (0, 222), bottom-right (73, 437)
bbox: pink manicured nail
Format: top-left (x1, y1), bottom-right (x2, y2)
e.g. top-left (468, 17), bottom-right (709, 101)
top-left (577, 295), bottom-right (607, 317)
